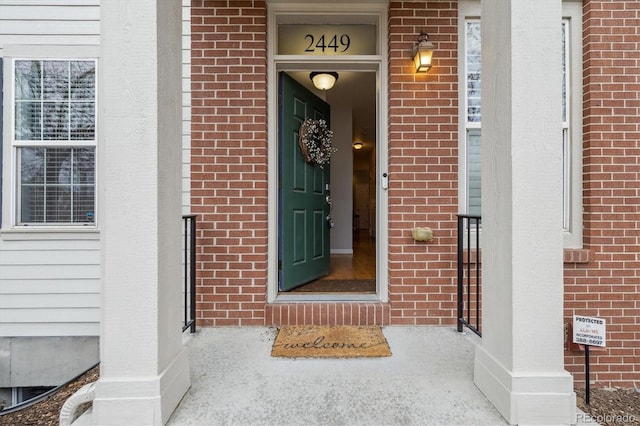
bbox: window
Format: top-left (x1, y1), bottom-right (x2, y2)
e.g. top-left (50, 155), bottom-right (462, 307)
top-left (459, 2), bottom-right (583, 247)
top-left (13, 59), bottom-right (96, 226)
top-left (0, 57), bottom-right (4, 228)
top-left (464, 19), bottom-right (481, 217)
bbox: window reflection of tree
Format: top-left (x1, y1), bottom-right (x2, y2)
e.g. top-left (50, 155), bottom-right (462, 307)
top-left (16, 60), bottom-right (96, 224)
top-left (22, 147), bottom-right (95, 223)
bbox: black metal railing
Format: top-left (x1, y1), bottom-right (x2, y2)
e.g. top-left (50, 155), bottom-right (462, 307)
top-left (457, 214), bottom-right (482, 336)
top-left (182, 214), bottom-right (197, 333)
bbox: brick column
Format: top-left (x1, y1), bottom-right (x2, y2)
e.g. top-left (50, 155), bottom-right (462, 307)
top-left (92, 1), bottom-right (190, 424)
top-left (474, 0), bottom-right (576, 423)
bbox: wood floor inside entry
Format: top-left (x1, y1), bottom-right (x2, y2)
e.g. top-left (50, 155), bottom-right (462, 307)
top-left (290, 229), bottom-right (376, 293)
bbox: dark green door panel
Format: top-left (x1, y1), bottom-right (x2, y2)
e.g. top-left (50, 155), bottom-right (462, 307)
top-left (279, 72), bottom-right (331, 291)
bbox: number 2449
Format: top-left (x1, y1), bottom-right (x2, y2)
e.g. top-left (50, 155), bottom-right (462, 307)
top-left (305, 34), bottom-right (351, 53)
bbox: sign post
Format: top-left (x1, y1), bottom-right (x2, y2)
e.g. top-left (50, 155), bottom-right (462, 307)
top-left (572, 315), bottom-right (606, 405)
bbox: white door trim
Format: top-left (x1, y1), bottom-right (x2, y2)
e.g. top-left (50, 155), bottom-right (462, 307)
top-left (266, 1), bottom-right (389, 303)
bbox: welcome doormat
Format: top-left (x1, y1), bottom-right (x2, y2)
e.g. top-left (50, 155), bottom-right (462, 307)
top-left (271, 325), bottom-right (392, 358)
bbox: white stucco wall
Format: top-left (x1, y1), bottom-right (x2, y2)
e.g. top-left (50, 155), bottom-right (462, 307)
top-left (92, 1), bottom-right (190, 422)
top-left (329, 101), bottom-right (354, 253)
top-left (473, 0), bottom-right (575, 423)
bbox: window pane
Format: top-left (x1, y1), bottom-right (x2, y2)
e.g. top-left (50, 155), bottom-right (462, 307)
top-left (466, 21), bottom-right (482, 124)
top-left (15, 101), bottom-right (42, 140)
top-left (70, 102), bottom-right (95, 140)
top-left (73, 148), bottom-right (95, 185)
top-left (14, 59), bottom-right (96, 143)
top-left (70, 61), bottom-right (96, 100)
top-left (562, 21), bottom-right (568, 124)
top-left (43, 102), bottom-right (70, 140)
top-left (73, 185), bottom-right (95, 223)
top-left (21, 185), bottom-right (45, 223)
top-left (19, 147), bottom-right (95, 224)
top-left (21, 147), bottom-right (45, 184)
top-left (45, 148), bottom-right (71, 184)
top-left (14, 60), bottom-right (41, 101)
top-left (43, 61), bottom-right (70, 100)
top-left (45, 185), bottom-right (71, 223)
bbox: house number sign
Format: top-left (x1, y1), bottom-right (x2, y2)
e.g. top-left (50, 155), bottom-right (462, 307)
top-left (278, 25), bottom-right (377, 56)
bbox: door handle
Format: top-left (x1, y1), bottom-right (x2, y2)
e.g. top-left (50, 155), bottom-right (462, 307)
top-left (325, 195), bottom-right (333, 212)
top-left (325, 195), bottom-right (334, 228)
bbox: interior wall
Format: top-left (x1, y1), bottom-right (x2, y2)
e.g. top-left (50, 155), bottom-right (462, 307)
top-left (354, 166), bottom-right (370, 230)
top-left (328, 100), bottom-right (353, 253)
top-left (369, 148), bottom-right (376, 237)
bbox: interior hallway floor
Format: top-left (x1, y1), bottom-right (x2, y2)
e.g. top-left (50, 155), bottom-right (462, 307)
top-left (168, 327), bottom-right (510, 426)
top-left (291, 229), bottom-right (376, 293)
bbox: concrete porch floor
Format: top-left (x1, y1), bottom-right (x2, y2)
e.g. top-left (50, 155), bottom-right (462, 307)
top-left (167, 326), bottom-right (510, 426)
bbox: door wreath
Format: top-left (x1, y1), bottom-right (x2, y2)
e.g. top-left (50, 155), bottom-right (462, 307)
top-left (298, 118), bottom-right (336, 168)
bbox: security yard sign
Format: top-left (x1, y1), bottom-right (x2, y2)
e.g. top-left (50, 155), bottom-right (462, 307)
top-left (573, 315), bottom-right (606, 406)
top-left (573, 315), bottom-right (606, 347)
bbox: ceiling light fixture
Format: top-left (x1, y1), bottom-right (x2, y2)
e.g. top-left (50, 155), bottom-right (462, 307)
top-left (411, 31), bottom-right (435, 73)
top-left (310, 72), bottom-right (339, 90)
top-left (353, 142), bottom-right (364, 150)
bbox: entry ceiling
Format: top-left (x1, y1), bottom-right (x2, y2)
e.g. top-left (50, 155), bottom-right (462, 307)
top-left (289, 71), bottom-right (376, 152)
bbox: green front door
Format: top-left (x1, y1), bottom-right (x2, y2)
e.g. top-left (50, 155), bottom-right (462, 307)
top-left (279, 72), bottom-right (331, 291)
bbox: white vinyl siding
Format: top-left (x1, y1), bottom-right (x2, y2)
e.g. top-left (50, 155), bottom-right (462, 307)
top-left (0, 2), bottom-right (101, 338)
top-left (466, 129), bottom-right (481, 216)
top-left (0, 235), bottom-right (100, 336)
top-left (0, 1), bottom-right (100, 56)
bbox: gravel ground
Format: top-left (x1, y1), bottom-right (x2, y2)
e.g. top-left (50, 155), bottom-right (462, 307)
top-left (0, 366), bottom-right (98, 426)
top-left (576, 387), bottom-right (640, 426)
top-left (1, 371), bottom-right (638, 425)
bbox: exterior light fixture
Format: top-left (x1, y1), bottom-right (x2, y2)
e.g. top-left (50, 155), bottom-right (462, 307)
top-left (310, 72), bottom-right (339, 90)
top-left (353, 142), bottom-right (364, 150)
top-left (411, 31), bottom-right (435, 72)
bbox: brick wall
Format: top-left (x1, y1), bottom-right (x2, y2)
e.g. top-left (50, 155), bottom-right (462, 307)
top-left (563, 0), bottom-right (640, 388)
top-left (191, 0), bottom-right (269, 326)
top-left (388, 1), bottom-right (459, 325)
top-left (190, 0), bottom-right (639, 388)
top-left (190, 1), bottom-right (392, 327)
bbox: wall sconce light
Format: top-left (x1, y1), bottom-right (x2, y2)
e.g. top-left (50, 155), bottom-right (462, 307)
top-left (411, 31), bottom-right (435, 72)
top-left (353, 142), bottom-right (364, 150)
top-left (310, 72), bottom-right (339, 90)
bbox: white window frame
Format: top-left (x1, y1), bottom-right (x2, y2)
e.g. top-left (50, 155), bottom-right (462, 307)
top-left (463, 17), bottom-right (481, 218)
top-left (561, 2), bottom-right (583, 248)
top-left (2, 45), bottom-right (99, 230)
top-left (457, 1), bottom-right (583, 248)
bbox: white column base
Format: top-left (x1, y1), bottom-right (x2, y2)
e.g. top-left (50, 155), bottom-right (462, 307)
top-left (92, 347), bottom-right (190, 425)
top-left (474, 345), bottom-right (576, 425)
